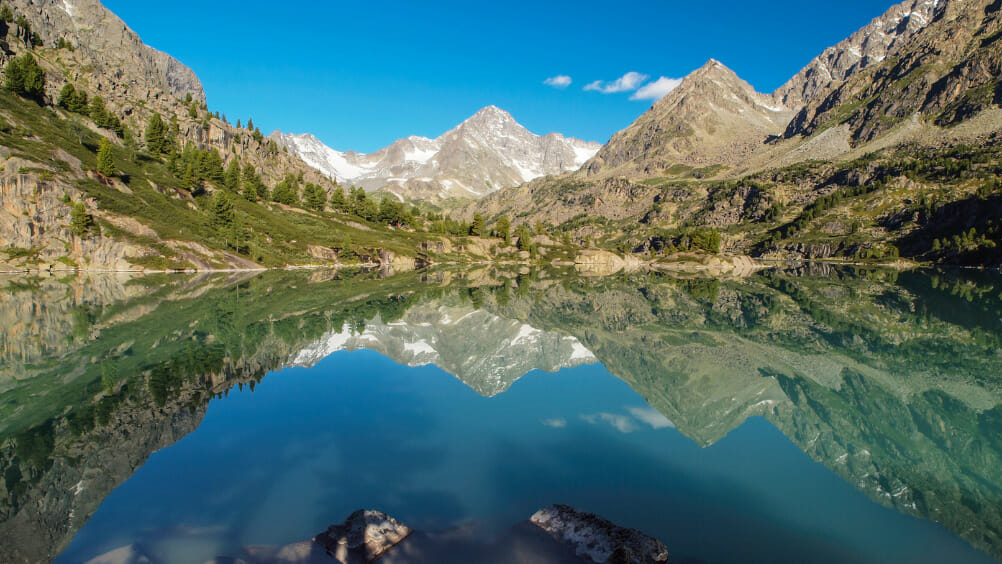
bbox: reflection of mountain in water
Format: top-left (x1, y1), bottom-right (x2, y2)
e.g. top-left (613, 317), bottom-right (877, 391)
top-left (293, 299), bottom-right (596, 396)
top-left (482, 268), bottom-right (1002, 560)
top-left (0, 269), bottom-right (447, 562)
top-left (2, 267), bottom-right (1002, 562)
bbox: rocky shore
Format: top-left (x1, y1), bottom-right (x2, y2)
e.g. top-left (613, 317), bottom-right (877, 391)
top-left (90, 506), bottom-right (670, 564)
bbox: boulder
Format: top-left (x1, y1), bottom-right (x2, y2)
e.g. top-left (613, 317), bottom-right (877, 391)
top-left (314, 510), bottom-right (412, 564)
top-left (530, 505), bottom-right (669, 564)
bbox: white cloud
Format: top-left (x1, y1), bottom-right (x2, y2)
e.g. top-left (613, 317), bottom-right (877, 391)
top-left (583, 72), bottom-right (649, 94)
top-left (542, 418), bottom-right (567, 428)
top-left (581, 413), bottom-right (637, 434)
top-left (543, 75), bottom-right (572, 89)
top-left (630, 76), bottom-right (684, 101)
top-left (627, 406), bottom-right (675, 429)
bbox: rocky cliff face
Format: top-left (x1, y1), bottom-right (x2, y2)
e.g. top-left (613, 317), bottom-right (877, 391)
top-left (273, 106), bottom-right (601, 202)
top-left (0, 0), bottom-right (397, 271)
top-left (784, 0), bottom-right (1002, 142)
top-left (775, 0), bottom-right (944, 108)
top-left (585, 60), bottom-right (793, 176)
top-left (7, 0), bottom-right (204, 108)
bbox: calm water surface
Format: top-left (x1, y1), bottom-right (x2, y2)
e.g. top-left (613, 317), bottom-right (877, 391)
top-left (1, 267), bottom-right (999, 563)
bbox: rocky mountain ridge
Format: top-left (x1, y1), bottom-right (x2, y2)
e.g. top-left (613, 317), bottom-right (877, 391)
top-left (5, 0), bottom-right (205, 109)
top-left (784, 0), bottom-right (1002, 143)
top-left (292, 298), bottom-right (597, 397)
top-left (584, 59), bottom-right (794, 176)
top-left (774, 0), bottom-right (945, 108)
top-left (273, 106), bottom-right (601, 203)
top-left (472, 0), bottom-right (1002, 267)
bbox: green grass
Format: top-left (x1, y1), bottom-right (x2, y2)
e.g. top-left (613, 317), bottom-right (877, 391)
top-left (0, 91), bottom-right (446, 268)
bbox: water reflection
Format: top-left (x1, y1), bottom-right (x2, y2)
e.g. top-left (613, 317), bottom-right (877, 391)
top-left (0, 266), bottom-right (1000, 562)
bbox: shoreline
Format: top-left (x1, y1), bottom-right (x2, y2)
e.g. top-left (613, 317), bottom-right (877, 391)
top-left (1, 256), bottom-right (998, 276)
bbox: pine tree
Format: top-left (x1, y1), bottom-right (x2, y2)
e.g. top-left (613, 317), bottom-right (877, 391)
top-left (330, 186), bottom-right (347, 211)
top-left (4, 53), bottom-right (45, 100)
top-left (145, 113), bottom-right (168, 154)
top-left (69, 203), bottom-right (96, 237)
top-left (210, 191), bottom-right (235, 230)
top-left (69, 88), bottom-right (88, 113)
top-left (304, 183), bottom-right (327, 211)
top-left (96, 138), bottom-right (116, 177)
top-left (199, 149), bottom-right (225, 185)
top-left (183, 163), bottom-right (196, 192)
top-left (247, 118), bottom-right (254, 131)
top-left (90, 95), bottom-right (108, 126)
top-left (271, 174), bottom-right (299, 205)
top-left (494, 216), bottom-right (511, 245)
top-left (470, 213), bottom-right (484, 237)
top-left (225, 158), bottom-right (241, 192)
top-left (0, 5), bottom-right (12, 23)
top-left (516, 224), bottom-right (532, 252)
top-left (58, 83), bottom-right (76, 110)
top-left (188, 102), bottom-right (198, 118)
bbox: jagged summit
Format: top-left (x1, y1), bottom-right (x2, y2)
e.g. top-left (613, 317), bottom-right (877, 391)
top-left (775, 0), bottom-right (945, 108)
top-left (784, 0), bottom-right (1001, 142)
top-left (274, 106), bottom-right (601, 202)
top-left (291, 300), bottom-right (597, 397)
top-left (584, 59), bottom-right (792, 175)
top-left (8, 0), bottom-right (204, 106)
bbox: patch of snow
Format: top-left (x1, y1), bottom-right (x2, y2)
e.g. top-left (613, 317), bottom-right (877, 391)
top-left (573, 144), bottom-right (600, 167)
top-left (404, 148), bottom-right (438, 163)
top-left (403, 340), bottom-right (437, 356)
top-left (567, 340), bottom-right (595, 361)
top-left (512, 324), bottom-right (543, 346)
top-left (513, 161), bottom-right (542, 183)
top-left (61, 0), bottom-right (76, 17)
top-left (292, 324), bottom-right (352, 365)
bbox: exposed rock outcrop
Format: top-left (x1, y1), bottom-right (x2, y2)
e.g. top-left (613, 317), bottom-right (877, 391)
top-left (314, 510), bottom-right (412, 564)
top-left (585, 60), bottom-right (793, 176)
top-left (530, 505), bottom-right (669, 564)
top-left (774, 0), bottom-right (944, 108)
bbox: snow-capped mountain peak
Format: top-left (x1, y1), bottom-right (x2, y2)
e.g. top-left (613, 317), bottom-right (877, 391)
top-left (271, 106), bottom-right (601, 202)
top-left (291, 302), bottom-right (598, 397)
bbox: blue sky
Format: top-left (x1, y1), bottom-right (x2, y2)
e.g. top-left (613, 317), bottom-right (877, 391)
top-left (104, 0), bottom-right (897, 153)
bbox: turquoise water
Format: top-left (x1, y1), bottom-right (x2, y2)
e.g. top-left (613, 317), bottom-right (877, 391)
top-left (3, 268), bottom-right (1001, 563)
top-left (56, 350), bottom-right (992, 564)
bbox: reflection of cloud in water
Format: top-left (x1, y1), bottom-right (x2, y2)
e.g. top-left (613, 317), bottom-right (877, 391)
top-left (581, 406), bottom-right (674, 433)
top-left (581, 413), bottom-right (637, 433)
top-left (627, 406), bottom-right (675, 430)
top-left (542, 418), bottom-right (567, 428)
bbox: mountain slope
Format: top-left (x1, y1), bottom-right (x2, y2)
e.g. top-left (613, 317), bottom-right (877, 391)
top-left (273, 106), bottom-right (601, 203)
top-left (784, 0), bottom-right (1001, 143)
top-left (6, 0), bottom-right (204, 107)
top-left (584, 60), bottom-right (793, 177)
top-left (474, 0), bottom-right (1002, 267)
top-left (0, 0), bottom-right (468, 272)
top-left (775, 0), bottom-right (944, 108)
top-left (293, 298), bottom-right (597, 396)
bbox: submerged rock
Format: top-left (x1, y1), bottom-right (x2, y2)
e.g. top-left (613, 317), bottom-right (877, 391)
top-left (530, 505), bottom-right (669, 564)
top-left (314, 510), bottom-right (412, 563)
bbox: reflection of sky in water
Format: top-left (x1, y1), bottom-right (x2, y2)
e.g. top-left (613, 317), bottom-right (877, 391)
top-left (58, 350), bottom-right (994, 564)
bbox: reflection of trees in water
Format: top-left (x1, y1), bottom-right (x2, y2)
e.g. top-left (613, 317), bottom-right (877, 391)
top-left (0, 269), bottom-right (441, 562)
top-left (483, 267), bottom-right (1002, 560)
top-left (2, 267), bottom-right (1002, 561)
